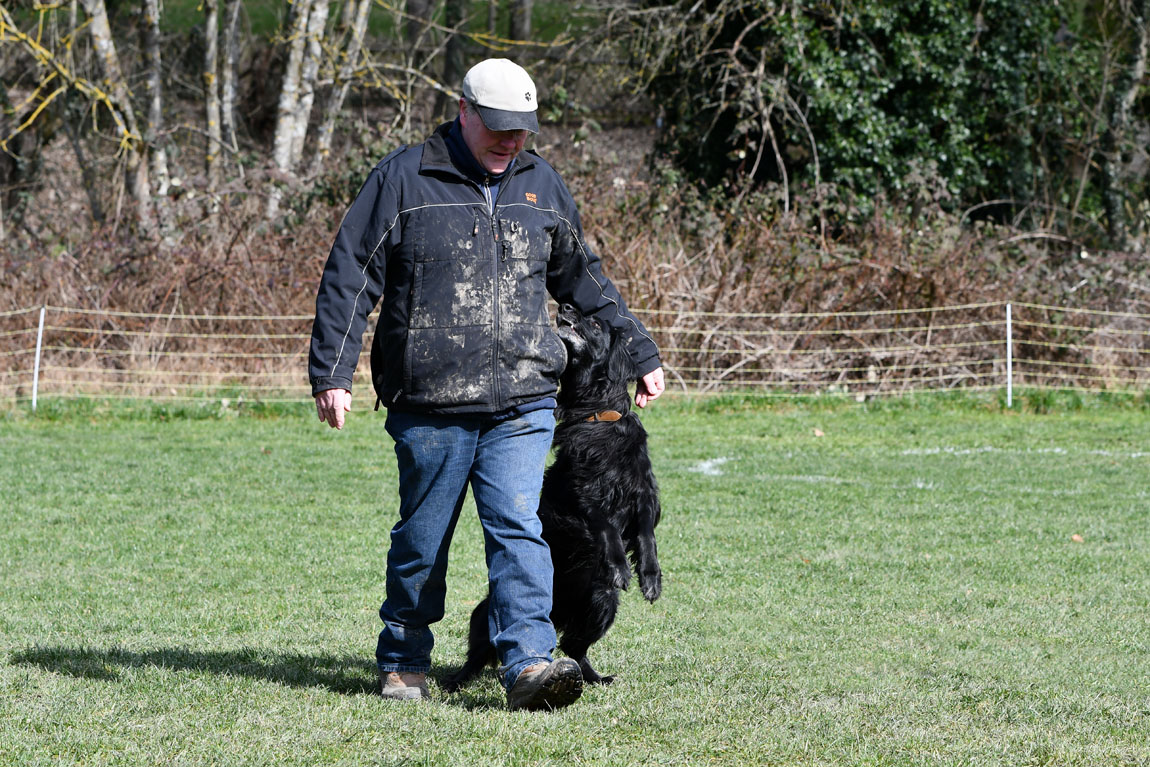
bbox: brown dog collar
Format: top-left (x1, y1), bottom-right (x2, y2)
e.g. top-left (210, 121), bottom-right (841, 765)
top-left (586, 410), bottom-right (624, 422)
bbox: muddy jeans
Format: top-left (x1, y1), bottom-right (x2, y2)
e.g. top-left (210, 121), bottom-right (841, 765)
top-left (376, 408), bottom-right (557, 689)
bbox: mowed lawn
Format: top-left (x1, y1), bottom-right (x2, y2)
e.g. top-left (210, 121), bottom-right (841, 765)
top-left (1, 396), bottom-right (1148, 766)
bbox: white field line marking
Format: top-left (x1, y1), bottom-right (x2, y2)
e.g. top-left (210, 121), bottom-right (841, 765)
top-left (762, 474), bottom-right (936, 492)
top-left (902, 446), bottom-right (1150, 459)
top-left (766, 474), bottom-right (852, 485)
top-left (690, 457), bottom-right (731, 476)
top-left (757, 474), bottom-right (1101, 497)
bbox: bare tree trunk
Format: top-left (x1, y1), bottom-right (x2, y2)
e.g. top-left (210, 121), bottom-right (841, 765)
top-left (57, 1), bottom-right (104, 224)
top-left (141, 0), bottom-right (171, 198)
top-left (221, 0), bottom-right (242, 165)
top-left (436, 0), bottom-right (467, 120)
top-left (62, 90), bottom-right (106, 225)
top-left (79, 0), bottom-right (152, 226)
top-left (1101, 0), bottom-right (1148, 249)
top-left (510, 0), bottom-right (532, 40)
top-left (399, 0), bottom-right (436, 133)
top-left (289, 0), bottom-right (331, 170)
top-left (268, 0), bottom-right (315, 218)
top-left (0, 83), bottom-right (49, 228)
top-left (488, 0), bottom-right (497, 35)
top-left (204, 0), bottom-right (223, 195)
top-left (309, 0), bottom-right (372, 177)
top-left (406, 0), bottom-right (433, 47)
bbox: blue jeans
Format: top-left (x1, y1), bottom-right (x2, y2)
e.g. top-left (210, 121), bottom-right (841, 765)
top-left (377, 408), bottom-right (558, 689)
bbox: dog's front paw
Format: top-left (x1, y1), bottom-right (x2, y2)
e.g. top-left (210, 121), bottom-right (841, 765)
top-left (612, 562), bottom-right (632, 591)
top-left (640, 569), bottom-right (662, 602)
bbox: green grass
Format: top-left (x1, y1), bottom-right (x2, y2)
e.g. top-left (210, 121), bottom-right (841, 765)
top-left (2, 394), bottom-right (1149, 766)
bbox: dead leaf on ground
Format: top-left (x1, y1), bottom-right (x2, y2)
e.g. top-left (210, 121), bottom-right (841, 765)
top-left (813, 428), bottom-right (825, 437)
top-left (1071, 534), bottom-right (1085, 543)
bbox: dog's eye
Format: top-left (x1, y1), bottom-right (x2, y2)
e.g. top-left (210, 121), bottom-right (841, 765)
top-left (592, 318), bottom-right (606, 332)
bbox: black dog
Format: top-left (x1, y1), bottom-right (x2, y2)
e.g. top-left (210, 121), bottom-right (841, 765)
top-left (443, 304), bottom-right (663, 690)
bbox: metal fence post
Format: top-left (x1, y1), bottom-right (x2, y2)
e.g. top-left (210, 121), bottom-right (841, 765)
top-left (1006, 302), bottom-right (1013, 408)
top-left (32, 305), bottom-right (45, 411)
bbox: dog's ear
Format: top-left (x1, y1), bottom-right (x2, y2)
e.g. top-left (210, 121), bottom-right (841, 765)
top-left (607, 329), bottom-right (638, 385)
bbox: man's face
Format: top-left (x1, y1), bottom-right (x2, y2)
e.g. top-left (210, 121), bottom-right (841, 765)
top-left (459, 99), bottom-right (528, 175)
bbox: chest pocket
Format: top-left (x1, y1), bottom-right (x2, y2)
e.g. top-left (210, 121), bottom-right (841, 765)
top-left (499, 218), bottom-right (533, 260)
top-left (407, 204), bottom-right (491, 329)
top-left (496, 212), bottom-right (553, 327)
top-left (410, 205), bottom-right (485, 263)
top-left (497, 204), bottom-right (555, 262)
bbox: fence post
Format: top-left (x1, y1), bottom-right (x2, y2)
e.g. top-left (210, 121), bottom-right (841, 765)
top-left (32, 305), bottom-right (45, 411)
top-left (1005, 302), bottom-right (1013, 409)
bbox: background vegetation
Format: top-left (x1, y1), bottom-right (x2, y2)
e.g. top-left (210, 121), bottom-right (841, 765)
top-left (0, 1), bottom-right (1147, 388)
top-left (640, 0), bottom-right (1149, 241)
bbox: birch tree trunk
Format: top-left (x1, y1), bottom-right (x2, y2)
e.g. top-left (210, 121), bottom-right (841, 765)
top-left (141, 0), bottom-right (170, 197)
top-left (309, 0), bottom-right (371, 177)
top-left (204, 0), bottom-right (223, 195)
top-left (267, 0), bottom-right (315, 218)
top-left (79, 0), bottom-right (152, 225)
top-left (1101, 0), bottom-right (1148, 249)
top-left (288, 0), bottom-right (330, 170)
top-left (221, 0), bottom-right (242, 164)
top-left (510, 0), bottom-right (533, 41)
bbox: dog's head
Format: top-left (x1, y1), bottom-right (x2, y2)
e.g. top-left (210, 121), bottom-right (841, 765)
top-left (554, 304), bottom-right (637, 419)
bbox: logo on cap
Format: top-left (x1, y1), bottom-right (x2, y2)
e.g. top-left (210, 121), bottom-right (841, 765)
top-left (525, 92), bottom-right (533, 102)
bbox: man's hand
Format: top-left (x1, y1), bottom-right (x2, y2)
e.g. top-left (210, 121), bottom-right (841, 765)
top-left (315, 388), bottom-right (352, 429)
top-left (635, 367), bottom-right (665, 409)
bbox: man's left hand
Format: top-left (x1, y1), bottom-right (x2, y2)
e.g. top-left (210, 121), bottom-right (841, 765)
top-left (635, 367), bottom-right (665, 408)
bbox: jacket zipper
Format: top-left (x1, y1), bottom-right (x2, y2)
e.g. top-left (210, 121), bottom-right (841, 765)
top-left (479, 164), bottom-right (525, 411)
top-left (483, 177), bottom-right (502, 408)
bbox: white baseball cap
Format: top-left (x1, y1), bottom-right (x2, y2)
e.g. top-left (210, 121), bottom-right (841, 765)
top-left (462, 58), bottom-right (539, 134)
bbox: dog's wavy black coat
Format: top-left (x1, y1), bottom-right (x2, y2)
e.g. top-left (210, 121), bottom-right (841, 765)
top-left (443, 305), bottom-right (662, 690)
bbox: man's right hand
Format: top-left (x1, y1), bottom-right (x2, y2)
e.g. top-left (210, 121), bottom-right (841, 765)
top-left (315, 388), bottom-right (352, 430)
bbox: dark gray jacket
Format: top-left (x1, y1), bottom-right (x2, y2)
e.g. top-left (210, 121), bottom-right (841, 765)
top-left (308, 122), bottom-right (661, 415)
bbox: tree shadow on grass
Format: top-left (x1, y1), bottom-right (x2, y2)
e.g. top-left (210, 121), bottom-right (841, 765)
top-left (9, 645), bottom-right (508, 709)
top-left (10, 645), bottom-right (379, 696)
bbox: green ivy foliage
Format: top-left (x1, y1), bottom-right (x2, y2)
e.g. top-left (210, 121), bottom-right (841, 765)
top-left (642, 0), bottom-right (1122, 229)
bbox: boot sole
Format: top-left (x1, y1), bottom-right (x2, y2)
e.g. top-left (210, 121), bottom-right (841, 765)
top-left (508, 658), bottom-right (584, 711)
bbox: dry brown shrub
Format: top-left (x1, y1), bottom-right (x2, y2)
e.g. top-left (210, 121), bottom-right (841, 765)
top-left (3, 127), bottom-right (1148, 401)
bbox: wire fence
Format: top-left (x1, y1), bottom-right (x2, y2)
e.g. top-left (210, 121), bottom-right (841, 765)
top-left (1, 301), bottom-right (1148, 407)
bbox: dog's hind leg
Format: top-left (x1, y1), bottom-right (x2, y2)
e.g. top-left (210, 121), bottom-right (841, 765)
top-left (442, 597), bottom-right (498, 692)
top-left (558, 588), bottom-right (619, 685)
top-left (587, 512), bottom-right (631, 591)
top-left (630, 498), bottom-right (663, 603)
top-left (633, 530), bottom-right (661, 603)
top-left (574, 654), bottom-right (613, 685)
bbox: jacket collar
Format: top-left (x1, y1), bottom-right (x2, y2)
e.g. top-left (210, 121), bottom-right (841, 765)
top-left (420, 120), bottom-right (537, 182)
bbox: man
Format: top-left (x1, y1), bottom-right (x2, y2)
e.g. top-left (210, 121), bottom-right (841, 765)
top-left (309, 58), bottom-right (664, 711)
